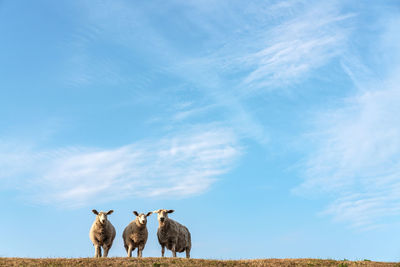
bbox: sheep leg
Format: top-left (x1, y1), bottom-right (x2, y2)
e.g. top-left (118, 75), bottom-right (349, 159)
top-left (127, 245), bottom-right (133, 257)
top-left (185, 247), bottom-right (190, 259)
top-left (161, 245), bottom-right (165, 257)
top-left (171, 244), bottom-right (176, 257)
top-left (103, 245), bottom-right (109, 257)
top-left (138, 244), bottom-right (144, 258)
top-left (94, 245), bottom-right (101, 258)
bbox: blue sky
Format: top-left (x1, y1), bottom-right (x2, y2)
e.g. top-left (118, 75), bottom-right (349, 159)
top-left (1, 0), bottom-right (400, 261)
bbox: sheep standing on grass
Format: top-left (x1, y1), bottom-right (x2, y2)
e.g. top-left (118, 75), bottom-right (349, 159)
top-left (89, 209), bottom-right (116, 258)
top-left (153, 209), bottom-right (191, 258)
top-left (122, 211), bottom-right (153, 257)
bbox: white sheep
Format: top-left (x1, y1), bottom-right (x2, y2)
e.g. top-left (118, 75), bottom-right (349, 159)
top-left (153, 209), bottom-right (191, 258)
top-left (89, 209), bottom-right (116, 258)
top-left (122, 211), bottom-right (152, 257)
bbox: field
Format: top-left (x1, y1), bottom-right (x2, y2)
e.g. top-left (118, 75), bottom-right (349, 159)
top-left (0, 258), bottom-right (399, 267)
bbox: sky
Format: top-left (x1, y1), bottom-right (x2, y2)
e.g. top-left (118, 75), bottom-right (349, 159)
top-left (1, 0), bottom-right (400, 261)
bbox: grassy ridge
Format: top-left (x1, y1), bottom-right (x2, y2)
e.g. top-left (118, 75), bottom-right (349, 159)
top-left (0, 258), bottom-right (399, 267)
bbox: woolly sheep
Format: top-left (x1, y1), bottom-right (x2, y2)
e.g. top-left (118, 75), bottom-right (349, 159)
top-left (122, 211), bottom-right (153, 257)
top-left (89, 209), bottom-right (116, 258)
top-left (153, 209), bottom-right (191, 258)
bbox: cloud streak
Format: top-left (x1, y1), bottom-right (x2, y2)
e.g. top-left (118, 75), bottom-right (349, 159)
top-left (246, 10), bottom-right (350, 90)
top-left (0, 125), bottom-right (240, 208)
top-left (203, 1), bottom-right (354, 94)
top-left (301, 77), bottom-right (400, 229)
top-left (63, 0), bottom-right (354, 147)
top-left (296, 16), bottom-right (400, 229)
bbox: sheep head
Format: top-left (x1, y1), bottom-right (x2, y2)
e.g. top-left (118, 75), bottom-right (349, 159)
top-left (133, 211), bottom-right (152, 225)
top-left (92, 209), bottom-right (113, 224)
top-left (153, 209), bottom-right (174, 224)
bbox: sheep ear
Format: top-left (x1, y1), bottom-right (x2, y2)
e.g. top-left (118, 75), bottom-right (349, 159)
top-left (133, 211), bottom-right (139, 216)
top-left (167, 209), bottom-right (174, 213)
top-left (92, 209), bottom-right (99, 215)
top-left (153, 209), bottom-right (160, 214)
top-left (146, 212), bottom-right (152, 217)
top-left (106, 210), bottom-right (114, 215)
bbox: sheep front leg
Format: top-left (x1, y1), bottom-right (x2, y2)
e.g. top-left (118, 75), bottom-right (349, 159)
top-left (127, 245), bottom-right (133, 257)
top-left (161, 245), bottom-right (165, 257)
top-left (94, 245), bottom-right (101, 258)
top-left (138, 246), bottom-right (144, 258)
top-left (185, 247), bottom-right (190, 259)
top-left (103, 245), bottom-right (109, 257)
top-left (171, 244), bottom-right (176, 257)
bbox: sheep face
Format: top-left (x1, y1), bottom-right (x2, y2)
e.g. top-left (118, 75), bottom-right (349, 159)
top-left (133, 211), bottom-right (152, 225)
top-left (153, 209), bottom-right (174, 224)
top-left (92, 209), bottom-right (113, 224)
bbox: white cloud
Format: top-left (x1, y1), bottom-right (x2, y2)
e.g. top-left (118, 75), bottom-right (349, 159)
top-left (174, 1), bottom-right (353, 94)
top-left (295, 16), bottom-right (400, 229)
top-left (60, 0), bottom-right (354, 149)
top-left (298, 77), bottom-right (400, 189)
top-left (158, 1), bottom-right (353, 148)
top-left (237, 2), bottom-right (353, 92)
top-left (0, 125), bottom-right (240, 208)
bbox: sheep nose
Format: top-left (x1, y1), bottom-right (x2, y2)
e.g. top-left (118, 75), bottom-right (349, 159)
top-left (160, 217), bottom-right (165, 222)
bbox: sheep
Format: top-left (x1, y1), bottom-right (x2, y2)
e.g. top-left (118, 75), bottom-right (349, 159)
top-left (153, 209), bottom-right (191, 258)
top-left (122, 211), bottom-right (153, 257)
top-left (89, 209), bottom-right (116, 258)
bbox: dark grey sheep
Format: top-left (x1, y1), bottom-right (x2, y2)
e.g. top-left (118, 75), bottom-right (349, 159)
top-left (153, 209), bottom-right (191, 258)
top-left (122, 211), bottom-right (152, 257)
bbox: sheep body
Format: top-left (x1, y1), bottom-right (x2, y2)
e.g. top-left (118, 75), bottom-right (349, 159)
top-left (89, 210), bottom-right (116, 258)
top-left (122, 211), bottom-right (152, 257)
top-left (155, 209), bottom-right (191, 258)
top-left (158, 219), bottom-right (191, 252)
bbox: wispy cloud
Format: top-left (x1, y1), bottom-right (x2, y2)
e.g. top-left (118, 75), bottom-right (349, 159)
top-left (63, 0), bottom-right (353, 147)
top-left (156, 1), bottom-right (353, 146)
top-left (295, 16), bottom-right (400, 229)
top-left (0, 125), bottom-right (240, 208)
top-left (7, 0), bottom-right (367, 211)
top-left (172, 102), bottom-right (216, 122)
top-left (177, 1), bottom-right (353, 94)
top-left (237, 2), bottom-right (353, 93)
